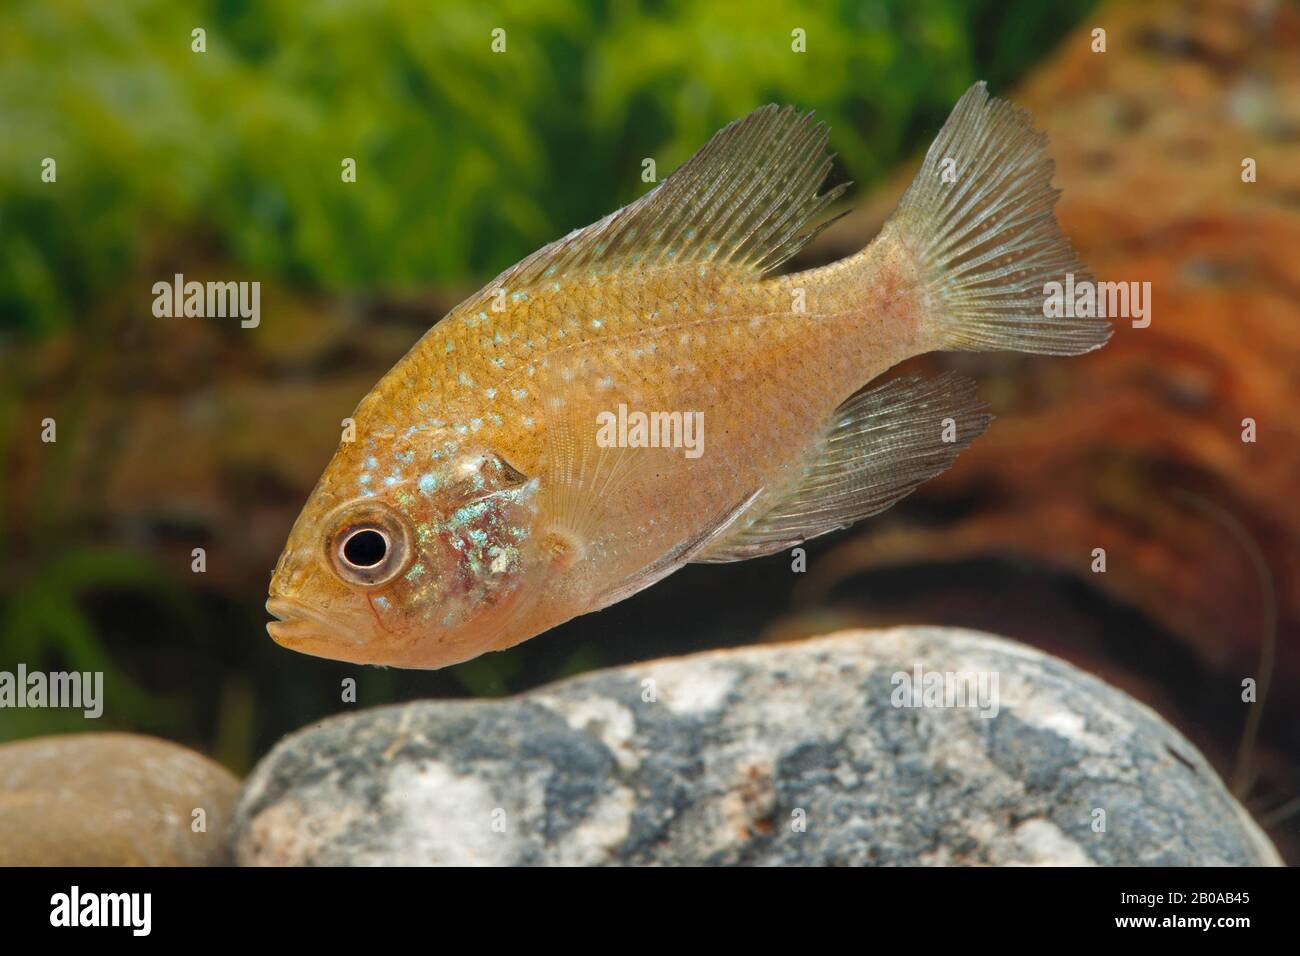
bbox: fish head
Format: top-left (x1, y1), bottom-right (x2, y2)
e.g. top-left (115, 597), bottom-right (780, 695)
top-left (267, 434), bottom-right (543, 668)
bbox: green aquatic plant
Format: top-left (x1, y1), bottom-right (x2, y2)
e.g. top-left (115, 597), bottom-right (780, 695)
top-left (0, 0), bottom-right (1095, 339)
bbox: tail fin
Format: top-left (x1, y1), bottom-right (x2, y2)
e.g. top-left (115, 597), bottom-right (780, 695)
top-left (886, 82), bottom-right (1110, 356)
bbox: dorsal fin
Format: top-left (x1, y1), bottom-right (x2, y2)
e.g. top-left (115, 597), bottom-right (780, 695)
top-left (694, 373), bottom-right (992, 562)
top-left (483, 106), bottom-right (850, 296)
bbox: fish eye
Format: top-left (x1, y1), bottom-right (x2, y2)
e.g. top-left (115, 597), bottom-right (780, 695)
top-left (342, 528), bottom-right (388, 568)
top-left (327, 504), bottom-right (411, 587)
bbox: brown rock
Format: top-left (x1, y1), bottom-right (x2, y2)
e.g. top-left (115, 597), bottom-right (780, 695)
top-left (0, 733), bottom-right (240, 866)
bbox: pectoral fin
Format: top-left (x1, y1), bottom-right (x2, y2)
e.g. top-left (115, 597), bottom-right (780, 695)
top-left (589, 489), bottom-right (762, 611)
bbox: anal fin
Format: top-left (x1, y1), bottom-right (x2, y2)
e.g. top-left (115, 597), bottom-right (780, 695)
top-left (694, 372), bottom-right (991, 562)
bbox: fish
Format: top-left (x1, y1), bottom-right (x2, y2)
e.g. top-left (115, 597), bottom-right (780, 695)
top-left (267, 82), bottom-right (1110, 668)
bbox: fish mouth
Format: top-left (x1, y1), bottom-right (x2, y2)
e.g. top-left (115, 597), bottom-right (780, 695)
top-left (266, 596), bottom-right (367, 650)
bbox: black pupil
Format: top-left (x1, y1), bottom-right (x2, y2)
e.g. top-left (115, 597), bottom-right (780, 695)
top-left (343, 529), bottom-right (387, 567)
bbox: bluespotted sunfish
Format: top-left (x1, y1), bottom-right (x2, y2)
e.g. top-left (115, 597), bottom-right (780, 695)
top-left (267, 83), bottom-right (1109, 668)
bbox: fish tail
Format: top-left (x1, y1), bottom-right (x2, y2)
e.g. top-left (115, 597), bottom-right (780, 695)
top-left (880, 82), bottom-right (1110, 356)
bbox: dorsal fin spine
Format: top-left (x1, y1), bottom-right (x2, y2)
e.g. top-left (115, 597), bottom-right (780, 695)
top-left (467, 101), bottom-right (849, 302)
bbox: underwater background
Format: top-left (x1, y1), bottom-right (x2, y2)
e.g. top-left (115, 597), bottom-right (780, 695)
top-left (3, 0), bottom-right (1298, 861)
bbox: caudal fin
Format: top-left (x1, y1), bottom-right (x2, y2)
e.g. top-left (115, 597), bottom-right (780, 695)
top-left (886, 82), bottom-right (1110, 356)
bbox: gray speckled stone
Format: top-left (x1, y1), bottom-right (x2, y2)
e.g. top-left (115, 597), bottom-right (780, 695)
top-left (231, 628), bottom-right (1281, 866)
